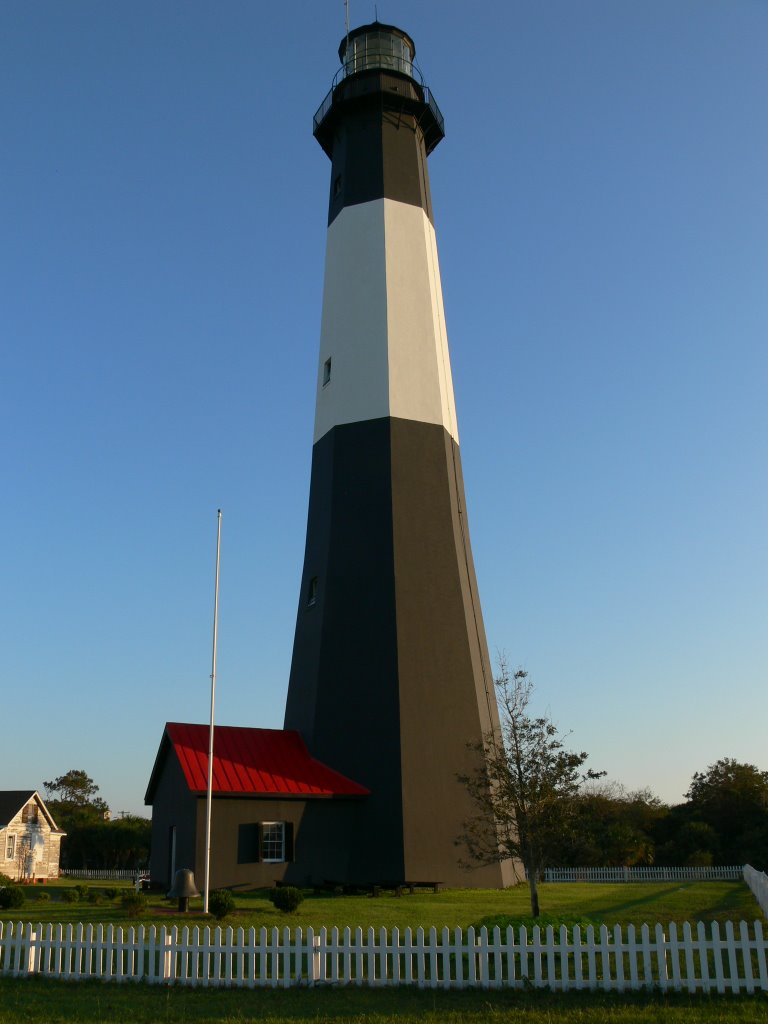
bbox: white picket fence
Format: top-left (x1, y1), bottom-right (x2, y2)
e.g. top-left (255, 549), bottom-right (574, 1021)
top-left (61, 870), bottom-right (143, 881)
top-left (1, 919), bottom-right (767, 991)
top-left (543, 865), bottom-right (743, 883)
top-left (745, 865), bottom-right (768, 917)
top-left (60, 865), bottom-right (747, 884)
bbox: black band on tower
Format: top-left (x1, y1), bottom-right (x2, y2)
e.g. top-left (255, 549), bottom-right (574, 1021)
top-left (285, 417), bottom-right (501, 884)
top-left (313, 22), bottom-right (444, 226)
top-left (324, 94), bottom-right (435, 225)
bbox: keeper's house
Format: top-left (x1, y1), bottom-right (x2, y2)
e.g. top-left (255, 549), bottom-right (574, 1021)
top-left (0, 791), bottom-right (65, 882)
top-left (145, 723), bottom-right (368, 890)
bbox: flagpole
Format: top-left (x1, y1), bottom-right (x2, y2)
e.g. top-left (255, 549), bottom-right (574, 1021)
top-left (203, 509), bottom-right (222, 915)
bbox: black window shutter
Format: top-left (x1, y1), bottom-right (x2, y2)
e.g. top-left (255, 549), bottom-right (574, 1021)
top-left (284, 821), bottom-right (295, 862)
top-left (257, 822), bottom-right (265, 863)
top-left (237, 823), bottom-right (260, 864)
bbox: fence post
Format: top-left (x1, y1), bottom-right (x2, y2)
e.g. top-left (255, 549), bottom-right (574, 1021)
top-left (310, 929), bottom-right (321, 984)
top-left (25, 927), bottom-right (39, 975)
top-left (161, 926), bottom-right (172, 982)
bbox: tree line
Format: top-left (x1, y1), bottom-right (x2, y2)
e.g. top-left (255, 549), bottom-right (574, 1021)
top-left (460, 663), bottom-right (768, 914)
top-left (44, 771), bottom-right (150, 870)
top-left (553, 763), bottom-right (768, 871)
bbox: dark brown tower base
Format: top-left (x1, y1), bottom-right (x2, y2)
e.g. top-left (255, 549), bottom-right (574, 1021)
top-left (286, 417), bottom-right (510, 887)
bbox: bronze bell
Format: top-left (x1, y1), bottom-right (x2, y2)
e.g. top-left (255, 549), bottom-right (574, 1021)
top-left (167, 868), bottom-right (200, 913)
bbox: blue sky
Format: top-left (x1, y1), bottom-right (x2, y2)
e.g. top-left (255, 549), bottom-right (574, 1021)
top-left (2, 1), bottom-right (766, 818)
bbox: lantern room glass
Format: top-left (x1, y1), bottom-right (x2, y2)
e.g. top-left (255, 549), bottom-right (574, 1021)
top-left (341, 29), bottom-right (414, 78)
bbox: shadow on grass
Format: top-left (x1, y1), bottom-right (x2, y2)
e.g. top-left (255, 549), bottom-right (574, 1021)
top-left (704, 885), bottom-right (767, 921)
top-left (574, 885), bottom-right (687, 918)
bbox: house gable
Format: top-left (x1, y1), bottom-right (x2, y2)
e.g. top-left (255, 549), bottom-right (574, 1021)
top-left (0, 790), bottom-right (65, 881)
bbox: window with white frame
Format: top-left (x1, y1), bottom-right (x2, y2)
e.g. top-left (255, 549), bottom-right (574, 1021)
top-left (236, 821), bottom-right (294, 864)
top-left (261, 822), bottom-right (285, 863)
top-left (5, 834), bottom-right (16, 861)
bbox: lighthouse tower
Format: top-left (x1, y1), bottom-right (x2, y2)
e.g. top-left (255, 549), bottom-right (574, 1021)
top-left (285, 23), bottom-right (512, 888)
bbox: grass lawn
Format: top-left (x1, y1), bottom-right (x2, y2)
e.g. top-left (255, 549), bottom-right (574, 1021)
top-left (3, 881), bottom-right (766, 1022)
top-left (12, 878), bottom-right (762, 932)
top-left (0, 977), bottom-right (767, 1023)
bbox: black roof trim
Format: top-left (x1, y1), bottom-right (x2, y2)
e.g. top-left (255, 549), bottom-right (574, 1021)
top-left (338, 21), bottom-right (416, 63)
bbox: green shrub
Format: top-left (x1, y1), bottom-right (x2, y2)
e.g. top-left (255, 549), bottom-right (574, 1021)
top-left (0, 873), bottom-right (13, 888)
top-left (268, 886), bottom-right (304, 913)
top-left (208, 889), bottom-right (236, 920)
top-left (120, 891), bottom-right (147, 918)
top-left (74, 884), bottom-right (89, 901)
top-left (30, 890), bottom-right (50, 902)
top-left (104, 887), bottom-right (118, 900)
top-left (0, 886), bottom-right (25, 910)
top-left (61, 888), bottom-right (79, 903)
top-left (87, 890), bottom-right (103, 904)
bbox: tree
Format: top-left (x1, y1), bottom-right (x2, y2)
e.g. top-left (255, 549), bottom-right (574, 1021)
top-left (555, 782), bottom-right (665, 868)
top-left (685, 759), bottom-right (768, 868)
top-left (458, 660), bottom-right (604, 916)
top-left (44, 770), bottom-right (108, 814)
top-left (43, 772), bottom-right (151, 869)
top-left (59, 816), bottom-right (151, 870)
top-left (651, 760), bottom-right (768, 869)
top-left (653, 812), bottom-right (718, 867)
top-left (44, 769), bottom-right (110, 866)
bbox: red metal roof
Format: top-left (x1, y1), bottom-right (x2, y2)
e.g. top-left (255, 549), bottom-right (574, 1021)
top-left (157, 723), bottom-right (368, 798)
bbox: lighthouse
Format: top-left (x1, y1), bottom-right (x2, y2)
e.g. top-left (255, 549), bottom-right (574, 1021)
top-left (285, 23), bottom-right (512, 888)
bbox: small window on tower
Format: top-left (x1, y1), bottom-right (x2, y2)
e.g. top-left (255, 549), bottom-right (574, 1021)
top-left (323, 357), bottom-right (332, 387)
top-left (307, 576), bottom-right (319, 606)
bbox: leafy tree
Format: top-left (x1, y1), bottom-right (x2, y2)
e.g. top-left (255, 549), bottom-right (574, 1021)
top-left (458, 660), bottom-right (604, 916)
top-left (60, 816), bottom-right (151, 870)
top-left (653, 807), bottom-right (718, 867)
top-left (686, 759), bottom-right (768, 868)
top-left (43, 770), bottom-right (150, 870)
top-left (107, 815), bottom-right (152, 868)
top-left (44, 770), bottom-right (104, 807)
top-left (651, 760), bottom-right (768, 869)
top-left (44, 769), bottom-right (109, 832)
top-left (556, 783), bottom-right (665, 867)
